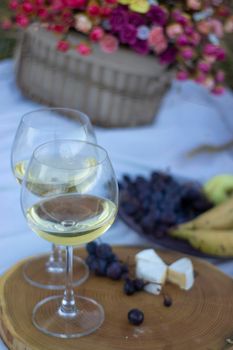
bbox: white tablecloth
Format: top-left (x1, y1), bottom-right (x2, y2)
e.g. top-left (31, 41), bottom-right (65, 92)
top-left (1, 59), bottom-right (233, 349)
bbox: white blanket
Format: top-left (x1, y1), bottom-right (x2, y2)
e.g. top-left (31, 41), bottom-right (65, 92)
top-left (0, 59), bottom-right (233, 349)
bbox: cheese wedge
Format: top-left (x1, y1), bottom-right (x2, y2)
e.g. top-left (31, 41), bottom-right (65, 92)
top-left (136, 257), bottom-right (167, 284)
top-left (144, 283), bottom-right (162, 295)
top-left (135, 249), bottom-right (164, 264)
top-left (167, 258), bottom-right (194, 290)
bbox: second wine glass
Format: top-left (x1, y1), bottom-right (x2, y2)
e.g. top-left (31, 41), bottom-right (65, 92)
top-left (11, 108), bottom-right (96, 289)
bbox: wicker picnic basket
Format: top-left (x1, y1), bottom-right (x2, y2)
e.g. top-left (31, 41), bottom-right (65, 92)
top-left (15, 24), bottom-right (172, 127)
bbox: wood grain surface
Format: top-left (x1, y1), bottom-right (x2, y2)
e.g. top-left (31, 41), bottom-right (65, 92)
top-left (0, 247), bottom-right (233, 350)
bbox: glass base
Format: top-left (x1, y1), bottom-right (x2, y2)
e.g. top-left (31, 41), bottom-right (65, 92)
top-left (32, 295), bottom-right (104, 338)
top-left (23, 255), bottom-right (89, 290)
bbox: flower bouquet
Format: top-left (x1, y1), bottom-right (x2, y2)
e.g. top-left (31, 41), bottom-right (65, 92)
top-left (2, 0), bottom-right (233, 126)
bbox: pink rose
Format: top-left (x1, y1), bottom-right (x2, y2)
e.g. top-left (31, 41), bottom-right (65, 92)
top-left (100, 34), bottom-right (118, 54)
top-left (215, 47), bottom-right (225, 61)
top-left (210, 19), bottom-right (223, 38)
top-left (57, 40), bottom-right (70, 52)
top-left (190, 31), bottom-right (201, 45)
top-left (166, 23), bottom-right (183, 39)
top-left (9, 0), bottom-right (19, 10)
top-left (212, 86), bottom-right (225, 95)
top-left (76, 43), bottom-right (91, 55)
top-left (15, 14), bottom-right (29, 27)
top-left (22, 2), bottom-right (34, 13)
top-left (66, 0), bottom-right (86, 8)
top-left (204, 43), bottom-right (217, 55)
top-left (1, 19), bottom-right (12, 30)
top-left (195, 72), bottom-right (206, 84)
top-left (176, 71), bottom-right (189, 81)
top-left (215, 70), bottom-right (225, 83)
top-left (198, 61), bottom-right (211, 73)
top-left (197, 21), bottom-right (211, 35)
top-left (35, 0), bottom-right (44, 5)
top-left (148, 27), bottom-right (167, 54)
top-left (37, 8), bottom-right (49, 19)
top-left (90, 27), bottom-right (104, 42)
top-left (181, 47), bottom-right (195, 60)
top-left (52, 24), bottom-right (66, 33)
top-left (87, 4), bottom-right (100, 16)
top-left (51, 0), bottom-right (65, 11)
top-left (155, 42), bottom-right (167, 54)
top-left (186, 0), bottom-right (201, 10)
top-left (177, 34), bottom-right (189, 46)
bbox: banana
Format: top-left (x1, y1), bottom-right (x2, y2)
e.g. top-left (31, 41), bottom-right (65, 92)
top-left (169, 227), bottom-right (194, 240)
top-left (177, 196), bottom-right (233, 230)
top-left (204, 174), bottom-right (233, 205)
top-left (170, 229), bottom-right (233, 257)
top-left (188, 230), bottom-right (233, 257)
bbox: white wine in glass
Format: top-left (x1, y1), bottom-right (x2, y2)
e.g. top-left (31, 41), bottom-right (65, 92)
top-left (27, 194), bottom-right (117, 245)
top-left (11, 108), bottom-right (96, 289)
top-left (21, 140), bottom-right (118, 338)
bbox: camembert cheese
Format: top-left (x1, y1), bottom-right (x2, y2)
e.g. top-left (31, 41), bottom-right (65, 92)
top-left (167, 258), bottom-right (194, 290)
top-left (135, 249), bottom-right (167, 285)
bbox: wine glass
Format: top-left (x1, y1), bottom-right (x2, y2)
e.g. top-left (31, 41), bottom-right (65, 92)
top-left (11, 108), bottom-right (96, 289)
top-left (21, 140), bottom-right (118, 338)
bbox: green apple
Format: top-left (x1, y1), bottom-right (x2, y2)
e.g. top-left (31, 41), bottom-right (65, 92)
top-left (204, 174), bottom-right (233, 205)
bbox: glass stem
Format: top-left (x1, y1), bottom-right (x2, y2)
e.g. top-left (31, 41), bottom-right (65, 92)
top-left (59, 246), bottom-right (77, 317)
top-left (46, 244), bottom-right (65, 273)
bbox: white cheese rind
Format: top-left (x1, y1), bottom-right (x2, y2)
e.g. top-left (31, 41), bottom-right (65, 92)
top-left (136, 259), bottom-right (167, 284)
top-left (135, 249), bottom-right (165, 265)
top-left (167, 258), bottom-right (194, 290)
top-left (144, 283), bottom-right (162, 295)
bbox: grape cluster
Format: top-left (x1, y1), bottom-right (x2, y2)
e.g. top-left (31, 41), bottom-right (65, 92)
top-left (123, 277), bottom-right (145, 295)
top-left (86, 242), bottom-right (145, 296)
top-left (86, 242), bottom-right (128, 280)
top-left (119, 172), bottom-right (213, 238)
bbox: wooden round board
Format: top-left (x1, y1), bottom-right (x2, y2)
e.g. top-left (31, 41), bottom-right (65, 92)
top-left (1, 247), bottom-right (233, 350)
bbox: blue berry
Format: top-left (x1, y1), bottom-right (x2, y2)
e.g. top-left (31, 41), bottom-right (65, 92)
top-left (128, 309), bottom-right (144, 325)
top-left (96, 243), bottom-right (112, 259)
top-left (86, 241), bottom-right (97, 255)
top-left (106, 262), bottom-right (122, 280)
top-left (124, 278), bottom-right (135, 295)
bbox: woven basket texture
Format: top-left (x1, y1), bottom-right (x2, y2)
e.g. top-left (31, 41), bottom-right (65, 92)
top-left (16, 24), bottom-right (172, 127)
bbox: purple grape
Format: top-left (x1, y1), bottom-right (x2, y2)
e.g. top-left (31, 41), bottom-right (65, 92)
top-left (163, 295), bottom-right (172, 307)
top-left (85, 254), bottom-right (96, 269)
top-left (106, 262), bottom-right (123, 280)
top-left (119, 170), bottom-right (213, 241)
top-left (133, 278), bottom-right (144, 291)
top-left (128, 309), bottom-right (144, 325)
top-left (95, 258), bottom-right (108, 276)
top-left (96, 243), bottom-right (112, 259)
top-left (106, 253), bottom-right (119, 263)
top-left (88, 258), bottom-right (99, 273)
top-left (124, 278), bottom-right (135, 295)
top-left (86, 241), bottom-right (97, 255)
